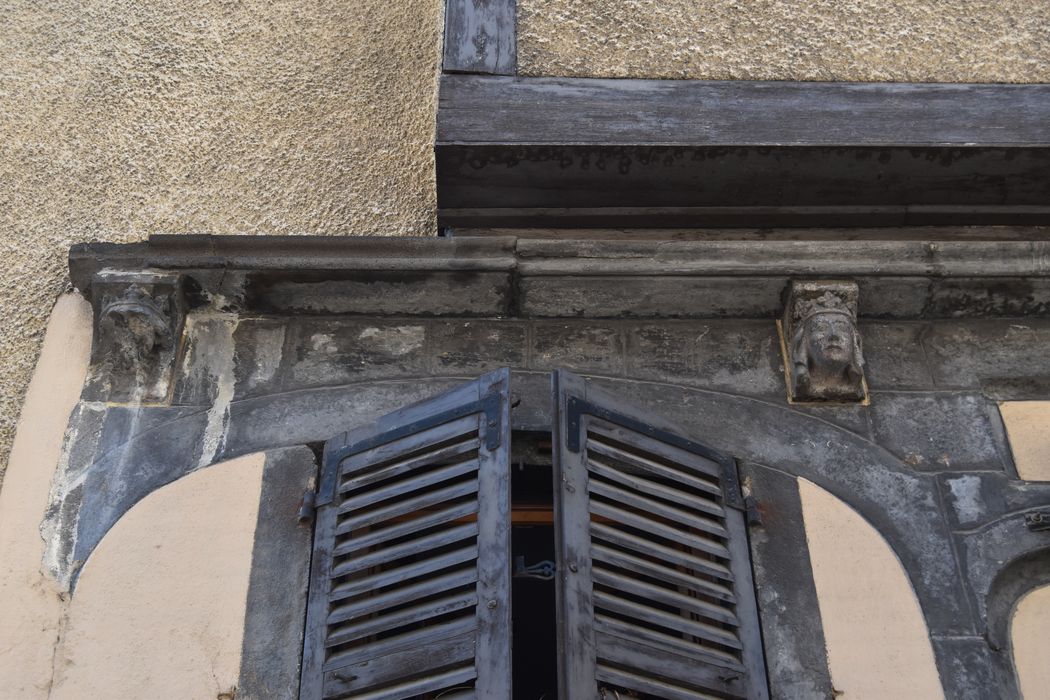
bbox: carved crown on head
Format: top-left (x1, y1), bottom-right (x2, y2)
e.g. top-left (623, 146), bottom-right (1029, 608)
top-left (793, 290), bottom-right (856, 325)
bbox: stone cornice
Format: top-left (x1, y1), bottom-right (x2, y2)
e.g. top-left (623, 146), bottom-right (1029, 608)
top-left (69, 234), bottom-right (1050, 319)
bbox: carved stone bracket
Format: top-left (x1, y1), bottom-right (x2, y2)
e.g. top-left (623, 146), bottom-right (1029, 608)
top-left (85, 271), bottom-right (186, 403)
top-left (781, 280), bottom-right (867, 403)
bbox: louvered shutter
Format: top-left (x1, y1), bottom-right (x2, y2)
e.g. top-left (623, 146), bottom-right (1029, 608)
top-left (300, 369), bottom-right (512, 700)
top-left (552, 370), bottom-right (769, 700)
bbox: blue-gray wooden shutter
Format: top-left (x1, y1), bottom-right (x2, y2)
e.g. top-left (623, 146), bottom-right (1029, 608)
top-left (552, 370), bottom-right (769, 700)
top-left (300, 369), bottom-right (512, 700)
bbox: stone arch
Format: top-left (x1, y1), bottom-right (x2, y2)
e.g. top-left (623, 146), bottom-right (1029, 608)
top-left (62, 372), bottom-right (966, 649)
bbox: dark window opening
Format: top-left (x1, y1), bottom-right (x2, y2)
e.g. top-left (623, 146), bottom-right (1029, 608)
top-left (511, 431), bottom-right (558, 700)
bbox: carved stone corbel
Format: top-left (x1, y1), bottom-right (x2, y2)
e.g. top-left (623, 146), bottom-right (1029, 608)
top-left (85, 271), bottom-right (186, 403)
top-left (781, 280), bottom-right (867, 403)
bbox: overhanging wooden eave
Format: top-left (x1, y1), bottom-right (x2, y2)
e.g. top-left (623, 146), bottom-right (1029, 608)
top-left (436, 74), bottom-right (1050, 229)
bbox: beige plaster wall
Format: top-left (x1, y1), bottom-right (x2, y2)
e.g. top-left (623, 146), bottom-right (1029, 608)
top-left (1012, 585), bottom-right (1050, 700)
top-left (519, 0), bottom-right (1050, 82)
top-left (800, 478), bottom-right (944, 699)
top-left (1000, 402), bottom-right (1050, 481)
top-left (49, 452), bottom-right (264, 700)
top-left (0, 294), bottom-right (92, 698)
top-left (0, 0), bottom-right (444, 485)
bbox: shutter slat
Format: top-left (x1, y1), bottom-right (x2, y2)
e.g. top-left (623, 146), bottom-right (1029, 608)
top-left (329, 544), bottom-right (479, 603)
top-left (340, 458), bottom-right (480, 512)
top-left (596, 664), bottom-right (726, 700)
top-left (593, 590), bottom-right (743, 649)
top-left (591, 543), bottom-right (736, 603)
top-left (341, 437), bottom-right (480, 492)
top-left (588, 478), bottom-right (728, 538)
top-left (326, 590), bottom-right (479, 648)
top-left (590, 522), bottom-right (734, 581)
top-left (592, 567), bottom-right (739, 626)
top-left (596, 614), bottom-right (745, 670)
top-left (597, 631), bottom-right (747, 698)
top-left (302, 369), bottom-right (512, 700)
top-left (340, 414), bottom-right (480, 475)
top-left (336, 478), bottom-right (480, 529)
top-left (590, 501), bottom-right (731, 559)
top-left (585, 438), bottom-right (724, 498)
top-left (337, 665), bottom-right (477, 700)
top-left (322, 631), bottom-right (476, 698)
top-left (333, 500), bottom-right (479, 557)
top-left (587, 424), bottom-right (724, 481)
top-left (331, 521), bottom-right (479, 578)
top-left (323, 616), bottom-right (478, 671)
top-left (329, 567), bottom-right (479, 625)
top-left (553, 370), bottom-right (769, 700)
top-left (587, 456), bottom-right (726, 518)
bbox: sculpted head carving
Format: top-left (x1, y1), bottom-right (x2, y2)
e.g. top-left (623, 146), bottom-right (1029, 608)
top-left (87, 271), bottom-right (185, 403)
top-left (99, 288), bottom-right (173, 372)
top-left (783, 281), bottom-right (866, 402)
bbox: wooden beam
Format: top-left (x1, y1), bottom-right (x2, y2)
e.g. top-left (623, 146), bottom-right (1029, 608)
top-left (439, 74), bottom-right (1050, 147)
top-left (443, 0), bottom-right (516, 75)
top-left (436, 75), bottom-right (1050, 228)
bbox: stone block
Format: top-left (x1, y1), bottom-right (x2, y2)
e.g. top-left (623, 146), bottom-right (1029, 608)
top-left (519, 276), bottom-right (785, 318)
top-left (284, 319), bottom-right (428, 390)
top-left (869, 392), bottom-right (1009, 471)
top-left (860, 322), bottom-right (933, 390)
top-left (531, 322), bottom-right (624, 373)
top-left (429, 321), bottom-right (527, 374)
top-left (626, 321), bottom-right (782, 396)
top-left (232, 319), bottom-right (290, 400)
top-left (922, 320), bottom-right (1050, 391)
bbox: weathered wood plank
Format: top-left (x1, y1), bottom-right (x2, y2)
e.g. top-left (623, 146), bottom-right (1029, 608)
top-left (444, 0), bottom-right (516, 75)
top-left (450, 226), bottom-right (1050, 241)
top-left (439, 74), bottom-right (1050, 146)
top-left (436, 74), bottom-right (1050, 228)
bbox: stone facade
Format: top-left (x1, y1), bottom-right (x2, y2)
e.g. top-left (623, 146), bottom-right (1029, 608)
top-left (1, 236), bottom-right (1046, 697)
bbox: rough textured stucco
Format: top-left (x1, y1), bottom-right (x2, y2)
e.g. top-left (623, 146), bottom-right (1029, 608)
top-left (0, 0), bottom-right (444, 484)
top-left (800, 478), bottom-right (944, 699)
top-left (49, 452), bottom-right (264, 700)
top-left (519, 0), bottom-right (1050, 82)
top-left (1013, 585), bottom-right (1050, 700)
top-left (1000, 401), bottom-right (1050, 480)
top-left (0, 294), bottom-right (92, 699)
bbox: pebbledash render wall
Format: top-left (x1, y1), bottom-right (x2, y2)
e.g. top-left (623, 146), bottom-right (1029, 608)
top-left (0, 0), bottom-right (444, 482)
top-left (518, 0), bottom-right (1050, 81)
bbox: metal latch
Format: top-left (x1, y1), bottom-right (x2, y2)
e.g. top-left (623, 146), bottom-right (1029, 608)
top-left (514, 556), bottom-right (555, 580)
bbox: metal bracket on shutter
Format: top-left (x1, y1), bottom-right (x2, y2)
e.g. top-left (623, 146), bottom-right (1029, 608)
top-left (719, 457), bottom-right (746, 512)
top-left (316, 389), bottom-right (504, 507)
top-left (565, 394), bottom-right (746, 510)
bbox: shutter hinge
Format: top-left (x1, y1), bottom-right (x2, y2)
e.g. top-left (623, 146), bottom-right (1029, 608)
top-left (479, 390), bottom-right (504, 450)
top-left (297, 489), bottom-right (317, 524)
top-left (720, 458), bottom-right (746, 511)
top-left (744, 495), bottom-right (763, 527)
